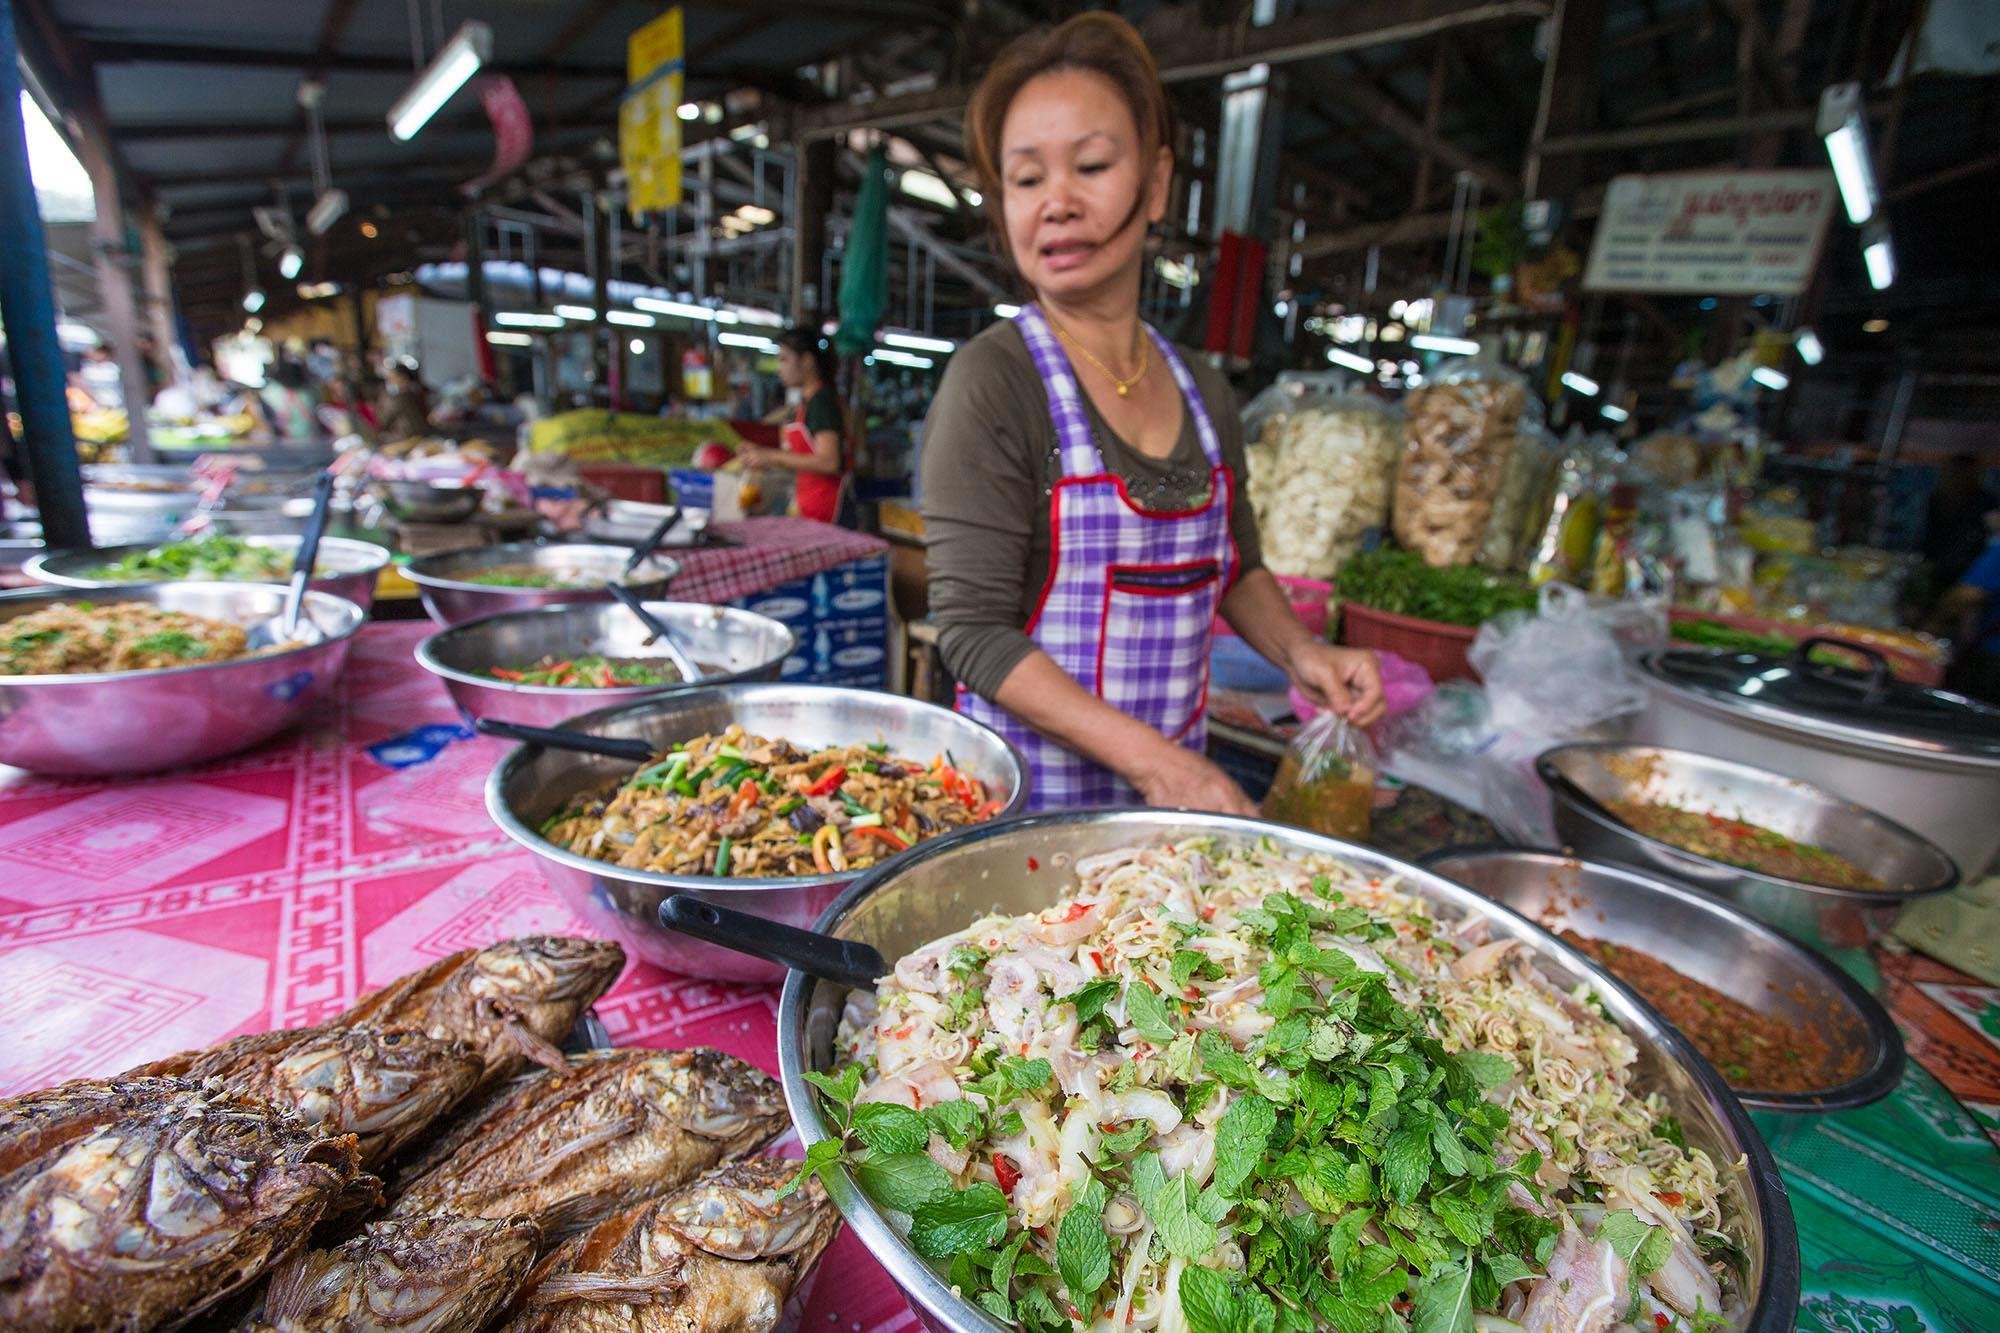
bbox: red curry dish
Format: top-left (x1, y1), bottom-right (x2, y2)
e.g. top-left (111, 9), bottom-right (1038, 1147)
top-left (1605, 797), bottom-right (1885, 891)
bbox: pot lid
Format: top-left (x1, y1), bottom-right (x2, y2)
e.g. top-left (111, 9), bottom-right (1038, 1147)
top-left (1643, 644), bottom-right (2000, 765)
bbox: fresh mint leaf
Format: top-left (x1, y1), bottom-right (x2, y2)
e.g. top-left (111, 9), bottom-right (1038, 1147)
top-left (1453, 1051), bottom-right (1516, 1092)
top-left (1381, 1123), bottom-right (1434, 1204)
top-left (1482, 1253), bottom-right (1536, 1288)
top-left (974, 1289), bottom-right (1012, 1322)
top-left (1323, 1207), bottom-right (1372, 1270)
top-left (1656, 1115), bottom-right (1688, 1152)
top-left (1429, 1191), bottom-right (1486, 1248)
top-left (1133, 1152), bottom-right (1168, 1212)
top-left (1179, 1264), bottom-right (1240, 1333)
top-left (1059, 977), bottom-right (1120, 1024)
top-left (909, 1182), bottom-right (1009, 1258)
top-left (1593, 1209), bottom-right (1656, 1264)
top-left (1411, 1259), bottom-right (1474, 1333)
top-left (946, 943), bottom-right (990, 977)
top-left (850, 1102), bottom-right (930, 1155)
top-left (777, 1138), bottom-right (845, 1199)
top-left (1149, 1168), bottom-right (1223, 1258)
top-left (803, 1065), bottom-right (862, 1109)
top-left (1306, 1018), bottom-right (1349, 1062)
top-left (1099, 1118), bottom-right (1154, 1157)
top-left (1213, 1095), bottom-right (1277, 1196)
top-left (1126, 980), bottom-right (1180, 1044)
top-left (1173, 948), bottom-right (1224, 987)
top-left (1632, 1225), bottom-right (1674, 1280)
top-left (1057, 1195), bottom-right (1111, 1308)
top-left (1430, 1115), bottom-right (1470, 1177)
top-left (923, 1099), bottom-right (981, 1149)
top-left (854, 1151), bottom-right (953, 1214)
top-left (1016, 1285), bottom-right (1066, 1331)
top-left (1001, 1055), bottom-right (1054, 1091)
top-left (1341, 1243), bottom-right (1408, 1305)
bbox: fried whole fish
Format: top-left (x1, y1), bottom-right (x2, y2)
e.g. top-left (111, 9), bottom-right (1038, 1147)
top-left (334, 937), bottom-right (625, 1085)
top-left (389, 1049), bottom-right (786, 1236)
top-left (0, 1080), bottom-right (366, 1333)
top-left (0, 1076), bottom-right (191, 1177)
top-left (127, 1027), bottom-right (484, 1169)
top-left (501, 1158), bottom-right (836, 1333)
top-left (250, 1215), bottom-right (543, 1333)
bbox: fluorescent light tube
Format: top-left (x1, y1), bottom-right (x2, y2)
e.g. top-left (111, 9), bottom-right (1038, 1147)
top-left (387, 21), bottom-right (491, 142)
top-left (632, 296), bottom-right (739, 323)
top-left (872, 348), bottom-right (935, 369)
top-left (718, 331), bottom-right (780, 351)
top-left (242, 289), bottom-right (265, 313)
top-left (486, 330), bottom-right (533, 346)
top-left (992, 303), bottom-right (1021, 318)
top-left (606, 310), bottom-right (654, 327)
top-left (881, 331), bottom-right (956, 354)
top-left (1794, 328), bottom-right (1825, 365)
top-left (1863, 229), bottom-right (1895, 290)
top-left (1409, 333), bottom-right (1478, 355)
top-left (1601, 404), bottom-right (1630, 422)
top-left (494, 311), bottom-right (563, 328)
top-left (1326, 347), bottom-right (1375, 374)
top-left (1750, 366), bottom-right (1790, 391)
top-left (278, 246), bottom-right (303, 280)
top-left (730, 306), bottom-right (785, 327)
top-left (1561, 371), bottom-right (1600, 396)
top-left (897, 170), bottom-right (959, 209)
top-left (553, 305), bottom-right (597, 320)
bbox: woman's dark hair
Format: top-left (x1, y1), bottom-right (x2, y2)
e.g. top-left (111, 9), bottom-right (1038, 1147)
top-left (965, 12), bottom-right (1175, 273)
top-left (779, 326), bottom-right (837, 385)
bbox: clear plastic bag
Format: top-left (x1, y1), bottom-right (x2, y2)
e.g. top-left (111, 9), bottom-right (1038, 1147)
top-left (1479, 420), bottom-right (1561, 572)
top-left (1262, 710), bottom-right (1378, 841)
top-left (1243, 376), bottom-right (1402, 581)
top-left (1393, 362), bottom-right (1534, 567)
top-left (1524, 433), bottom-right (1615, 586)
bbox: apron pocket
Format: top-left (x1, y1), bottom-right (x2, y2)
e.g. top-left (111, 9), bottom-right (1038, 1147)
top-left (1096, 560), bottom-right (1222, 743)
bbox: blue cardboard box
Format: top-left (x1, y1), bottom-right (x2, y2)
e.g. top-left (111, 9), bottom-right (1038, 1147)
top-left (736, 556), bottom-right (891, 688)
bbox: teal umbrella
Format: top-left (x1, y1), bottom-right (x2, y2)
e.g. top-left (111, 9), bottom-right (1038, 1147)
top-left (834, 146), bottom-right (891, 357)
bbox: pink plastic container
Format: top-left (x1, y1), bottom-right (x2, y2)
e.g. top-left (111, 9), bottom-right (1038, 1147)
top-left (1214, 573), bottom-right (1334, 639)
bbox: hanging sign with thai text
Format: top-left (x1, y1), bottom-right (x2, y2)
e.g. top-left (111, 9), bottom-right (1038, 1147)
top-left (1582, 170), bottom-right (1838, 295)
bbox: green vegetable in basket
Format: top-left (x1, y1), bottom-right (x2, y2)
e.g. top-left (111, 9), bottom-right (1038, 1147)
top-left (1335, 547), bottom-right (1536, 627)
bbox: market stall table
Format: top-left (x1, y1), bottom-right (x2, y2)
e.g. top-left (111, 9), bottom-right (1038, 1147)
top-left (2, 623), bottom-right (1997, 1330)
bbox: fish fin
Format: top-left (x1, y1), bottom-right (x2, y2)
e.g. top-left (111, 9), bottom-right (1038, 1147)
top-left (528, 1264), bottom-right (689, 1309)
top-left (501, 1015), bottom-right (573, 1075)
top-left (515, 1114), bottom-right (643, 1185)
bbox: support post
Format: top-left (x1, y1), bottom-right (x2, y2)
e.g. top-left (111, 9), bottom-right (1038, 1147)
top-left (73, 87), bottom-right (153, 459)
top-left (463, 206), bottom-right (495, 387)
top-left (791, 136), bottom-right (834, 325)
top-left (586, 190), bottom-right (611, 404)
top-left (0, 0), bottom-right (88, 545)
top-left (1523, 0), bottom-right (1607, 204)
top-left (136, 202), bottom-right (181, 384)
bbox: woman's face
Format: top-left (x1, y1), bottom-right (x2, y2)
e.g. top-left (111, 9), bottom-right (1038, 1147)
top-left (776, 346), bottom-right (807, 387)
top-left (999, 68), bottom-right (1170, 305)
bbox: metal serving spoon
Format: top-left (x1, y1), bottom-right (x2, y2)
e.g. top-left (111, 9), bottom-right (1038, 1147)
top-left (473, 716), bottom-right (657, 762)
top-left (246, 471), bottom-right (335, 650)
top-left (607, 583), bottom-right (706, 683)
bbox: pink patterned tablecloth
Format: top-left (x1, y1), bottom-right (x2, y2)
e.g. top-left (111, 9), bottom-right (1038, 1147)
top-left (0, 620), bottom-right (920, 1331)
top-left (674, 516), bottom-right (889, 605)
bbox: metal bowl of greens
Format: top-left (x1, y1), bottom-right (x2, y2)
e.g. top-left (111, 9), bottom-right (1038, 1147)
top-left (27, 533), bottom-right (391, 616)
top-left (406, 542), bottom-right (682, 627)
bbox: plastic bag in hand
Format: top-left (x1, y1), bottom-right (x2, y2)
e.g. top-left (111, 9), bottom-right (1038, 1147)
top-left (1263, 710), bottom-right (1378, 841)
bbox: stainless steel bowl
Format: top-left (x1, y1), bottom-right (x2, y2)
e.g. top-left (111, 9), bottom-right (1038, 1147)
top-left (0, 581), bottom-right (363, 776)
top-left (1539, 742), bottom-right (1959, 953)
top-left (486, 684), bottom-right (1029, 983)
top-left (371, 479), bottom-right (482, 524)
top-left (1422, 847), bottom-right (1904, 1111)
top-left (416, 600), bottom-right (796, 727)
top-left (27, 535), bottom-right (391, 617)
top-left (777, 811), bottom-right (1799, 1333)
top-left (406, 542), bottom-right (682, 627)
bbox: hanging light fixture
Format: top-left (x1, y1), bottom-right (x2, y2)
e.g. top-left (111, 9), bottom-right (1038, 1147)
top-left (278, 245), bottom-right (304, 280)
top-left (388, 20), bottom-right (491, 142)
top-left (1817, 83), bottom-right (1878, 225)
top-left (238, 234), bottom-right (264, 313)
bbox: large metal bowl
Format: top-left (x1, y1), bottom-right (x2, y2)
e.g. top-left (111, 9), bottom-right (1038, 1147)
top-left (416, 600), bottom-right (796, 727)
top-left (26, 535), bottom-right (391, 617)
top-left (407, 542), bottom-right (682, 627)
top-left (372, 479), bottom-right (482, 524)
top-left (0, 582), bottom-right (363, 776)
top-left (1422, 847), bottom-right (1904, 1111)
top-left (486, 684), bottom-right (1029, 983)
top-left (777, 811), bottom-right (1800, 1333)
top-left (1539, 742), bottom-right (1959, 953)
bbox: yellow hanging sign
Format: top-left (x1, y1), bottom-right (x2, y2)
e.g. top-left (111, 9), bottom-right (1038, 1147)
top-left (621, 7), bottom-right (684, 217)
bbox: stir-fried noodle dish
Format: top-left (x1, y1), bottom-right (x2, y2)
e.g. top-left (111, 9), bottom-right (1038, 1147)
top-left (807, 839), bottom-right (1748, 1332)
top-left (543, 725), bottom-right (1001, 878)
top-left (1, 601), bottom-right (255, 675)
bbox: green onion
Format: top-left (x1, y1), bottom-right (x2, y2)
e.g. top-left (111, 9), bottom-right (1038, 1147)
top-left (713, 760), bottom-right (755, 789)
top-left (839, 792), bottom-right (870, 816)
top-left (775, 796), bottom-right (804, 815)
top-left (849, 813), bottom-right (884, 828)
top-left (714, 837), bottom-right (733, 876)
top-left (631, 752), bottom-right (690, 788)
top-left (867, 741), bottom-right (890, 754)
top-left (714, 743), bottom-right (746, 761)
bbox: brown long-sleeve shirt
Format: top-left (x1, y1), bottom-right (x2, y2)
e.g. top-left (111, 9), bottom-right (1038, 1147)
top-left (919, 321), bottom-right (1264, 701)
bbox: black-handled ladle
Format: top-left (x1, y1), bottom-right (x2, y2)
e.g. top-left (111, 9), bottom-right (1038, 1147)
top-left (607, 582), bottom-right (705, 683)
top-left (659, 895), bottom-right (886, 989)
top-left (474, 716), bottom-right (656, 763)
top-left (249, 470), bottom-right (337, 649)
top-left (621, 504), bottom-right (681, 576)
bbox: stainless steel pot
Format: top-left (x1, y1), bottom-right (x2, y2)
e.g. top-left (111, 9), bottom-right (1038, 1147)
top-left (406, 542), bottom-right (682, 626)
top-left (1632, 643), bottom-right (2000, 879)
top-left (0, 581), bottom-right (363, 775)
top-left (485, 684), bottom-right (1029, 983)
top-left (1539, 742), bottom-right (1958, 953)
top-left (27, 535), bottom-right (391, 617)
top-left (777, 810), bottom-right (1800, 1333)
top-left (416, 600), bottom-right (795, 727)
top-left (1422, 846), bottom-right (1905, 1111)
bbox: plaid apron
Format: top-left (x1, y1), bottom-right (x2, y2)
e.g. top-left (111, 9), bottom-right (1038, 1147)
top-left (958, 304), bottom-right (1238, 810)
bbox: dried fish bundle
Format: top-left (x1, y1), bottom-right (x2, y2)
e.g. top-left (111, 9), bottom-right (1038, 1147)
top-left (128, 1027), bottom-right (484, 1169)
top-left (390, 1049), bottom-right (786, 1237)
top-left (250, 1214), bottom-right (542, 1333)
top-left (0, 1081), bottom-right (366, 1333)
top-left (335, 937), bottom-right (625, 1085)
top-left (502, 1158), bottom-right (836, 1333)
top-left (0, 1076), bottom-right (191, 1177)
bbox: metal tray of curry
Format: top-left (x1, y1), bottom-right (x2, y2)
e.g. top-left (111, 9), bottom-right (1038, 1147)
top-left (1423, 847), bottom-right (1905, 1111)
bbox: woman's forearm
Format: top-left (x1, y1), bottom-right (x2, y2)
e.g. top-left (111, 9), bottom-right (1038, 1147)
top-left (1219, 568), bottom-right (1318, 672)
top-left (990, 650), bottom-right (1177, 784)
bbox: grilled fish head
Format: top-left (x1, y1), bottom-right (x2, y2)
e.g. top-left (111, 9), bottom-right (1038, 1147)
top-left (0, 1082), bottom-right (364, 1333)
top-left (257, 1214), bottom-right (543, 1333)
top-left (647, 1048), bottom-right (787, 1146)
top-left (658, 1157), bottom-right (834, 1262)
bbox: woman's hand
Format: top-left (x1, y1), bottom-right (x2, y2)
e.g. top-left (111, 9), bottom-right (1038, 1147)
top-left (1130, 742), bottom-right (1258, 816)
top-left (1287, 643), bottom-right (1387, 728)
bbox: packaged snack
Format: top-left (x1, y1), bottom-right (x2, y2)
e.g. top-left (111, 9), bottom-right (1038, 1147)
top-left (1393, 363), bottom-right (1532, 567)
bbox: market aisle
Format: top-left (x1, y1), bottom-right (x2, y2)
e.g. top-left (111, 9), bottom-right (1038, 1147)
top-left (0, 619), bottom-right (912, 1329)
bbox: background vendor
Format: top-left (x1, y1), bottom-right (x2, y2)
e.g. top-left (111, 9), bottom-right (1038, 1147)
top-left (739, 326), bottom-right (849, 524)
top-left (921, 12), bottom-right (1383, 816)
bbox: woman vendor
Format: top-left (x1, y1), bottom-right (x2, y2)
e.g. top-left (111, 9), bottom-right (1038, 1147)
top-left (738, 326), bottom-right (849, 524)
top-left (921, 12), bottom-right (1384, 815)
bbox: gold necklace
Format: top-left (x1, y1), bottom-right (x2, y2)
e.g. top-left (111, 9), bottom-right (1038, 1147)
top-left (1046, 310), bottom-right (1150, 397)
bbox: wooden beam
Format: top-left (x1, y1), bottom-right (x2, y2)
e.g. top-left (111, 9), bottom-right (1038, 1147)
top-left (1523, 0), bottom-right (1607, 200)
top-left (1412, 37), bottom-right (1451, 210)
top-left (1538, 106), bottom-right (1813, 154)
top-left (80, 38), bottom-right (623, 82)
top-left (1325, 63), bottom-right (1514, 195)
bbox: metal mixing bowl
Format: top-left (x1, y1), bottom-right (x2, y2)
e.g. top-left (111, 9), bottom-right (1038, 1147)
top-left (0, 582), bottom-right (363, 776)
top-left (1423, 847), bottom-right (1904, 1111)
top-left (1539, 742), bottom-right (1958, 953)
top-left (371, 479), bottom-right (482, 524)
top-left (416, 600), bottom-right (796, 727)
top-left (777, 810), bottom-right (1800, 1333)
top-left (486, 684), bottom-right (1029, 983)
top-left (406, 542), bottom-right (682, 627)
top-left (27, 535), bottom-right (391, 617)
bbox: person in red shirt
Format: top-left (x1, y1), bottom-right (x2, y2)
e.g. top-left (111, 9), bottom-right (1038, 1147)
top-left (740, 326), bottom-right (847, 524)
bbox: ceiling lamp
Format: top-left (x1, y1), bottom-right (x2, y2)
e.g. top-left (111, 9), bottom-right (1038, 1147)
top-left (1817, 83), bottom-right (1878, 226)
top-left (1794, 328), bottom-right (1825, 365)
top-left (388, 21), bottom-right (491, 142)
top-left (1862, 221), bottom-right (1896, 291)
top-left (1408, 332), bottom-right (1477, 355)
top-left (278, 245), bottom-right (303, 280)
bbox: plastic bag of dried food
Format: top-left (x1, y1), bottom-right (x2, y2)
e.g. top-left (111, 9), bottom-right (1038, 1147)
top-left (1262, 709), bottom-right (1378, 841)
top-left (1244, 379), bottom-right (1401, 580)
top-left (1479, 420), bottom-right (1560, 572)
top-left (1524, 433), bottom-right (1615, 586)
top-left (1393, 362), bottom-right (1533, 567)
